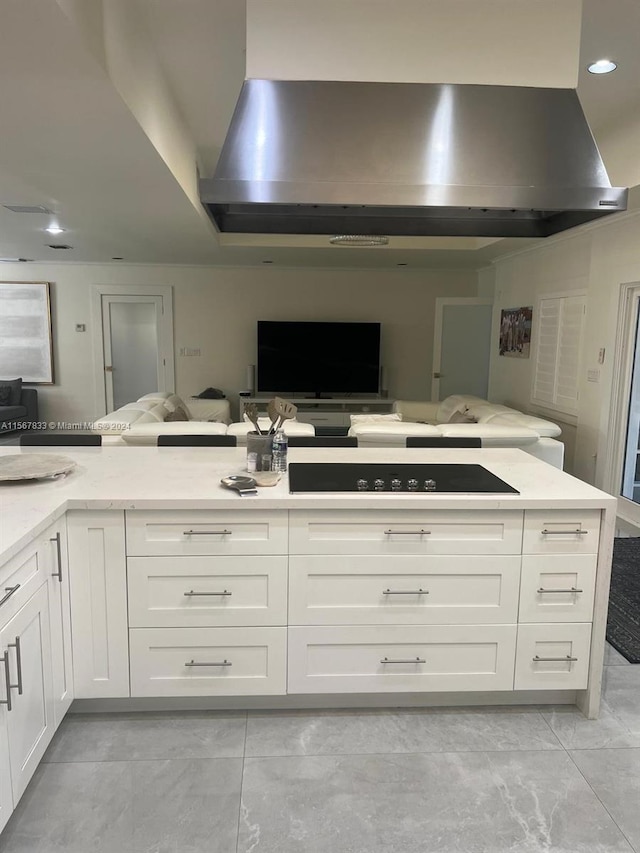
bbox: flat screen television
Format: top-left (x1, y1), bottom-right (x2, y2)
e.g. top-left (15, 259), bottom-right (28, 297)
top-left (257, 321), bottom-right (381, 396)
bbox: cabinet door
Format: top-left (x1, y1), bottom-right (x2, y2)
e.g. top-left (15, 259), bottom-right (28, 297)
top-left (67, 511), bottom-right (129, 698)
top-left (1, 583), bottom-right (55, 802)
top-left (46, 520), bottom-right (73, 725)
top-left (0, 706), bottom-right (13, 834)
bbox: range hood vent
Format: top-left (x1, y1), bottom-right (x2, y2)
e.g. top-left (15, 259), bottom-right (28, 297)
top-left (200, 79), bottom-right (627, 239)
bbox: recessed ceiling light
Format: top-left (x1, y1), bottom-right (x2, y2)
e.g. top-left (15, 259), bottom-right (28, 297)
top-left (0, 257), bottom-right (32, 262)
top-left (47, 244), bottom-right (72, 250)
top-left (111, 257), bottom-right (124, 260)
top-left (587, 59), bottom-right (617, 75)
top-left (262, 259), bottom-right (274, 264)
top-left (45, 225), bottom-right (65, 235)
top-left (397, 262), bottom-right (408, 266)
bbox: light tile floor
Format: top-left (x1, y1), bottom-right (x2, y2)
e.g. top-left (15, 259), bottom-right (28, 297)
top-left (2, 644), bottom-right (639, 853)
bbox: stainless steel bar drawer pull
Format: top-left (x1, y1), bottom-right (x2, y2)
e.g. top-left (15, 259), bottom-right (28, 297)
top-left (50, 532), bottom-right (63, 582)
top-left (380, 656), bottom-right (426, 664)
top-left (183, 529), bottom-right (232, 536)
top-left (185, 659), bottom-right (232, 667)
top-left (0, 651), bottom-right (12, 712)
top-left (8, 636), bottom-right (23, 694)
top-left (184, 590), bottom-right (232, 597)
top-left (540, 528), bottom-right (588, 535)
top-left (383, 588), bottom-right (429, 595)
top-left (0, 584), bottom-right (20, 608)
top-left (537, 587), bottom-right (583, 594)
top-left (533, 655), bottom-right (578, 663)
top-left (383, 529), bottom-right (431, 536)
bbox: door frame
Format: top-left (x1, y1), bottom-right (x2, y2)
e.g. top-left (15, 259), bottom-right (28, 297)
top-left (603, 281), bottom-right (640, 526)
top-left (431, 297), bottom-right (493, 401)
top-left (91, 285), bottom-right (175, 417)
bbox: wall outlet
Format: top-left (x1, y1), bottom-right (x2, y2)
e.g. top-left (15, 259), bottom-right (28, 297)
top-left (179, 347), bottom-right (201, 357)
top-left (75, 323), bottom-right (86, 332)
top-left (587, 368), bottom-right (600, 383)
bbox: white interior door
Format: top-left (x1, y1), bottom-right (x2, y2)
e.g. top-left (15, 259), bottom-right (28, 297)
top-left (102, 295), bottom-right (166, 412)
top-left (432, 298), bottom-right (493, 401)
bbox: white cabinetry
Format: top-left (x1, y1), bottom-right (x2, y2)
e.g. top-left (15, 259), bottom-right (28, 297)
top-left (46, 520), bottom-right (73, 725)
top-left (126, 510), bottom-right (289, 698)
top-left (67, 511), bottom-right (129, 698)
top-left (0, 529), bottom-right (62, 831)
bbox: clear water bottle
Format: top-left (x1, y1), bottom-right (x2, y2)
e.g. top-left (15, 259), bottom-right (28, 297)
top-left (271, 427), bottom-right (288, 473)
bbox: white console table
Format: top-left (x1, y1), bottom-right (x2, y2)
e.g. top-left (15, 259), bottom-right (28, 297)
top-left (242, 396), bottom-right (395, 428)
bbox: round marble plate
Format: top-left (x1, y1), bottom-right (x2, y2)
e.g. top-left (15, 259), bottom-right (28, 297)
top-left (0, 454), bottom-right (77, 482)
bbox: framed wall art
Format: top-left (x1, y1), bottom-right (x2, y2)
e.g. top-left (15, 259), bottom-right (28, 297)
top-left (499, 306), bottom-right (532, 359)
top-left (0, 281), bottom-right (54, 383)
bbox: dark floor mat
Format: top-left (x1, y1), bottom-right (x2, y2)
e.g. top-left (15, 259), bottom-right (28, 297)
top-left (606, 537), bottom-right (640, 662)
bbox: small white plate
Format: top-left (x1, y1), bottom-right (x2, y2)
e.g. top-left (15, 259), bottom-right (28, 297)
top-left (0, 453), bottom-right (77, 482)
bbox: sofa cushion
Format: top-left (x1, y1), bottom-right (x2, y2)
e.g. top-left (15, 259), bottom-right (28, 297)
top-left (438, 423), bottom-right (539, 446)
top-left (447, 408), bottom-right (477, 424)
top-left (436, 395), bottom-right (485, 424)
top-left (184, 397), bottom-right (231, 423)
top-left (0, 405), bottom-right (27, 424)
top-left (350, 412), bottom-right (402, 425)
top-left (349, 423), bottom-right (441, 445)
top-left (136, 393), bottom-right (192, 418)
top-left (488, 412), bottom-right (562, 438)
top-left (91, 404), bottom-right (167, 435)
top-left (122, 420), bottom-right (228, 445)
top-left (0, 377), bottom-right (22, 407)
top-left (165, 406), bottom-right (189, 422)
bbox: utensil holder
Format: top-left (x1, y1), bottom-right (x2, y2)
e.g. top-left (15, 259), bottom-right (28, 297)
top-left (246, 431), bottom-right (273, 472)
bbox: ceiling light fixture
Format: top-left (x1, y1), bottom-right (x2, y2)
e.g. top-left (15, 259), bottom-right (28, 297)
top-left (0, 257), bottom-right (32, 262)
top-left (45, 225), bottom-right (65, 235)
top-left (587, 59), bottom-right (617, 75)
top-left (330, 235), bottom-right (389, 246)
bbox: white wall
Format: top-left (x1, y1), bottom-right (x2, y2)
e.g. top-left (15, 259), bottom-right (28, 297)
top-left (487, 210), bottom-right (640, 484)
top-left (247, 0), bottom-right (581, 87)
top-left (0, 262), bottom-right (478, 424)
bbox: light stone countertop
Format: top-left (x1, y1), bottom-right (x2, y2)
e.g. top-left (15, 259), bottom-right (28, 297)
top-left (0, 445), bottom-right (616, 568)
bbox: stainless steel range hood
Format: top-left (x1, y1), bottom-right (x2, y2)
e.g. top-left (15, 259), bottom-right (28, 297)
top-left (200, 79), bottom-right (628, 238)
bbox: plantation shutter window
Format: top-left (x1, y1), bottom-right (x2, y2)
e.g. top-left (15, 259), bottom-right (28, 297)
top-left (531, 293), bottom-right (586, 416)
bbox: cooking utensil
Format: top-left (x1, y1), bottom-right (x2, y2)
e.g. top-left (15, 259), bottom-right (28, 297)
top-left (244, 402), bottom-right (262, 435)
top-left (220, 475), bottom-right (258, 496)
top-left (266, 398), bottom-right (279, 434)
top-left (272, 396), bottom-right (297, 431)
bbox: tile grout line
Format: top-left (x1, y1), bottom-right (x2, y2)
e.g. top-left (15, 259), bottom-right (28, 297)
top-left (235, 711), bottom-right (249, 853)
top-left (536, 707), bottom-right (568, 753)
top-left (565, 748), bottom-right (639, 853)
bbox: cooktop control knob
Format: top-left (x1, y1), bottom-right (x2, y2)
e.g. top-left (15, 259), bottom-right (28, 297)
top-left (356, 479), bottom-right (369, 491)
top-left (374, 478), bottom-right (385, 491)
top-left (391, 478), bottom-right (402, 491)
top-left (407, 478), bottom-right (419, 491)
top-left (424, 479), bottom-right (437, 491)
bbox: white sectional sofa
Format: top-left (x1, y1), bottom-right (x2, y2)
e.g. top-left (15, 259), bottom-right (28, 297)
top-left (91, 392), bottom-right (231, 445)
top-left (348, 394), bottom-right (564, 468)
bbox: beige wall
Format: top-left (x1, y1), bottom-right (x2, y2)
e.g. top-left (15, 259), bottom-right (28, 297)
top-left (487, 210), bottom-right (640, 485)
top-left (0, 262), bottom-right (478, 424)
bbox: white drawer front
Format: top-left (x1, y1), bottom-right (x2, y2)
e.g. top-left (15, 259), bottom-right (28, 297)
top-left (0, 541), bottom-right (46, 626)
top-left (289, 510), bottom-right (523, 555)
top-left (126, 510), bottom-right (288, 556)
top-left (288, 625), bottom-right (517, 693)
top-left (523, 510), bottom-right (600, 555)
top-left (129, 627), bottom-right (286, 696)
top-left (289, 555), bottom-right (521, 625)
top-left (518, 555), bottom-right (597, 623)
top-left (514, 623), bottom-right (591, 690)
top-left (128, 556), bottom-right (288, 628)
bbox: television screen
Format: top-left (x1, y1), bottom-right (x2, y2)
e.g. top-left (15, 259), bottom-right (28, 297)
top-left (257, 321), bottom-right (381, 395)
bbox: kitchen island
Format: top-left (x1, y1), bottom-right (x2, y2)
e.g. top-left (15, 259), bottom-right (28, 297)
top-left (0, 445), bottom-right (617, 830)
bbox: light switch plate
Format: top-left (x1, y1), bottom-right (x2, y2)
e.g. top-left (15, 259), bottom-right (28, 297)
top-left (587, 368), bottom-right (600, 383)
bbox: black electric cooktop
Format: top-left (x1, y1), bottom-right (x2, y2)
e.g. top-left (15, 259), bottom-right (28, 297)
top-left (288, 463), bottom-right (519, 494)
